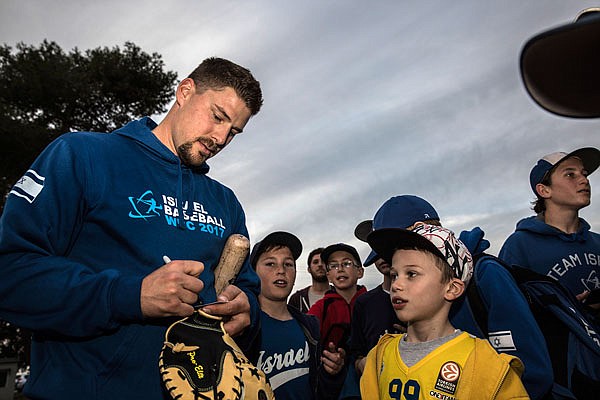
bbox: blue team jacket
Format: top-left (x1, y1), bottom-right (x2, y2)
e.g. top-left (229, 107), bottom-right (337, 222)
top-left (500, 215), bottom-right (600, 297)
top-left (454, 227), bottom-right (554, 400)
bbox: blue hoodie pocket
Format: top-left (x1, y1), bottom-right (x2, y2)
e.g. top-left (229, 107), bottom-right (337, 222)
top-left (95, 324), bottom-right (165, 398)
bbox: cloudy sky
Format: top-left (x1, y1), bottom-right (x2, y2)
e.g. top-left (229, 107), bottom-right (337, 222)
top-left (1, 0), bottom-right (598, 290)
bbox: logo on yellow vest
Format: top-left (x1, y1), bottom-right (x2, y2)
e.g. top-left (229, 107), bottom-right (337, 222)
top-left (434, 361), bottom-right (460, 394)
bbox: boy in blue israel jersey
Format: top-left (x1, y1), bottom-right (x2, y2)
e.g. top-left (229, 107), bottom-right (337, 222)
top-left (248, 231), bottom-right (346, 400)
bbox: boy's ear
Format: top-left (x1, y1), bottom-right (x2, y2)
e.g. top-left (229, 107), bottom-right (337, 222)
top-left (535, 183), bottom-right (551, 199)
top-left (357, 266), bottom-right (364, 279)
top-left (445, 278), bottom-right (465, 301)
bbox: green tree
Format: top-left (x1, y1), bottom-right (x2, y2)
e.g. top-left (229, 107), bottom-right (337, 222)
top-left (0, 40), bottom-right (178, 211)
top-left (0, 40), bottom-right (177, 367)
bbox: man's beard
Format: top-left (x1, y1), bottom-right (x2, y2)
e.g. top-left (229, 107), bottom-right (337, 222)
top-left (177, 138), bottom-right (217, 167)
top-left (312, 274), bottom-right (329, 283)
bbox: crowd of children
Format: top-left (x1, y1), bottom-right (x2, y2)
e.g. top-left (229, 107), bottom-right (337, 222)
top-left (250, 146), bottom-right (599, 399)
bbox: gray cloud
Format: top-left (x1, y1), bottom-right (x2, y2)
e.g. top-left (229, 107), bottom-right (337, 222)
top-left (1, 0), bottom-right (598, 291)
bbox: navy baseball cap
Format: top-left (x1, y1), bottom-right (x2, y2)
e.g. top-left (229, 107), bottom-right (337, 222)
top-left (363, 250), bottom-right (379, 267)
top-left (529, 147), bottom-right (600, 194)
top-left (354, 220), bottom-right (380, 266)
top-left (372, 195), bottom-right (439, 232)
top-left (355, 196), bottom-right (439, 241)
top-left (354, 220), bottom-right (373, 242)
top-left (520, 8), bottom-right (600, 117)
top-left (320, 243), bottom-right (362, 267)
top-left (354, 195), bottom-right (439, 267)
top-left (249, 231), bottom-right (303, 269)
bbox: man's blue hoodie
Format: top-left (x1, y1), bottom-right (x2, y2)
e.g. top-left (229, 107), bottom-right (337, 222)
top-left (0, 117), bottom-right (260, 399)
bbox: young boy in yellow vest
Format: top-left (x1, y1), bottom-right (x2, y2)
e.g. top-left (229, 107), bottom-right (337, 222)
top-left (361, 223), bottom-right (529, 399)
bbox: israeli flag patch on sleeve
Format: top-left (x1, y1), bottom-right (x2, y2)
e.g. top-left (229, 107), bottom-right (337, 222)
top-left (488, 331), bottom-right (517, 351)
top-left (10, 169), bottom-right (45, 203)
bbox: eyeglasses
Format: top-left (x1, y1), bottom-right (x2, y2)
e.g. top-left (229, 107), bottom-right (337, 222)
top-left (326, 260), bottom-right (358, 272)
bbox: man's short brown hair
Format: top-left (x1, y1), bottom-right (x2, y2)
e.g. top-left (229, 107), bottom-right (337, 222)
top-left (188, 57), bottom-right (263, 116)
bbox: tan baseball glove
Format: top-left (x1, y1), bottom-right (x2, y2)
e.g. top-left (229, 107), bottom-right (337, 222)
top-left (159, 309), bottom-right (274, 400)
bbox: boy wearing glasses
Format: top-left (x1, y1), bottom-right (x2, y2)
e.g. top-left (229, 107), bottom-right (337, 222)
top-left (308, 243), bottom-right (367, 351)
top-left (361, 224), bottom-right (528, 399)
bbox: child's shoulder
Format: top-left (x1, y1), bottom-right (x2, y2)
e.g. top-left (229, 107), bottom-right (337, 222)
top-left (307, 291), bottom-right (343, 315)
top-left (467, 334), bottom-right (525, 372)
top-left (365, 333), bottom-right (403, 361)
top-left (374, 332), bottom-right (404, 350)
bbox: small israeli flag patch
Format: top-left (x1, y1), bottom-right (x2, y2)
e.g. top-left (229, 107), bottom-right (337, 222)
top-left (10, 169), bottom-right (45, 203)
top-left (488, 330), bottom-right (517, 351)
